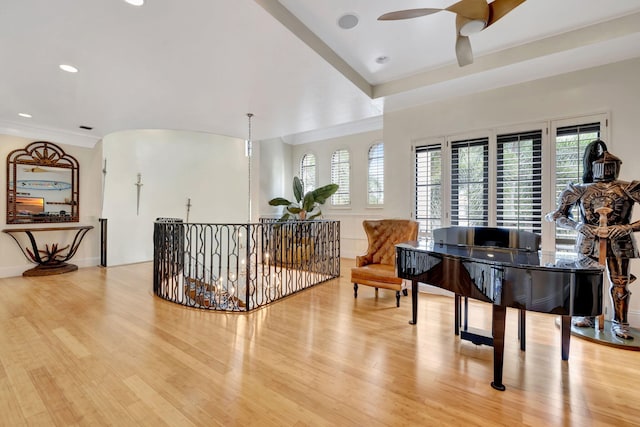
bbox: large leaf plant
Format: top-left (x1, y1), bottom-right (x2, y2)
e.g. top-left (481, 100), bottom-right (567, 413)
top-left (269, 176), bottom-right (338, 221)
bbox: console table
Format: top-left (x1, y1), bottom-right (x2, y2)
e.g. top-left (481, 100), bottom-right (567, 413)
top-left (2, 225), bottom-right (93, 276)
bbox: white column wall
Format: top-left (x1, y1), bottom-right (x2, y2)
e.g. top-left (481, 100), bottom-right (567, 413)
top-left (102, 129), bottom-right (247, 266)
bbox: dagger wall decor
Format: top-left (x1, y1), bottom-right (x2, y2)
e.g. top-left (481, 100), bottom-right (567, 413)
top-left (135, 173), bottom-right (143, 216)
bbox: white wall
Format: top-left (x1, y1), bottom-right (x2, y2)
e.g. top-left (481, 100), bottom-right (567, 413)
top-left (259, 137), bottom-right (293, 218)
top-left (282, 57), bottom-right (640, 326)
top-left (290, 130), bottom-right (392, 259)
top-left (102, 129), bottom-right (248, 266)
top-left (0, 134), bottom-right (102, 277)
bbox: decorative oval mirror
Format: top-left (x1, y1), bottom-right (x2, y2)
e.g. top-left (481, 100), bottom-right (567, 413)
top-left (6, 141), bottom-right (79, 224)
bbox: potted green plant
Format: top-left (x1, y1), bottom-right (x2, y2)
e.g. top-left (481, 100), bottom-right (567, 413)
top-left (268, 176), bottom-right (338, 221)
top-left (267, 177), bottom-right (338, 266)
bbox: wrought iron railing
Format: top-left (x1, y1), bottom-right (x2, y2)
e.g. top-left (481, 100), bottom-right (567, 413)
top-left (153, 218), bottom-right (340, 311)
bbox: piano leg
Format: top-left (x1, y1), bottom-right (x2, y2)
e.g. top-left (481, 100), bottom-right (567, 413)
top-left (561, 315), bottom-right (571, 361)
top-left (491, 305), bottom-right (507, 391)
top-left (409, 280), bottom-right (419, 325)
top-left (454, 294), bottom-right (460, 335)
top-left (518, 309), bottom-right (526, 351)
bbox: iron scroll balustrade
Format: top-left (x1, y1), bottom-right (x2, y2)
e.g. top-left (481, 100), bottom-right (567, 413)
top-left (153, 218), bottom-right (340, 311)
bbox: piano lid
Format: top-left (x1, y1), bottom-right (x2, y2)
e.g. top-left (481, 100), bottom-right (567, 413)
top-left (396, 240), bottom-right (603, 273)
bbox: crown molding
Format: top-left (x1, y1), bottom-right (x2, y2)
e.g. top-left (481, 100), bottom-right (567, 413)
top-left (281, 115), bottom-right (383, 145)
top-left (0, 120), bottom-right (100, 148)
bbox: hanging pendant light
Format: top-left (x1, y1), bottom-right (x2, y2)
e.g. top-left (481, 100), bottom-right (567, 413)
top-left (246, 113), bottom-right (254, 223)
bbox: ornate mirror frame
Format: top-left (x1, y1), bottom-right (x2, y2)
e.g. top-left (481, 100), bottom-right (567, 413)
top-left (6, 141), bottom-right (80, 224)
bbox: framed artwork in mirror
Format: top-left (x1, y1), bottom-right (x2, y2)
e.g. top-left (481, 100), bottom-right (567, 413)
top-left (6, 141), bottom-right (80, 224)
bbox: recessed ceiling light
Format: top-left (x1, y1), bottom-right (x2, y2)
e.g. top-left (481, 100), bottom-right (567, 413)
top-left (18, 113), bottom-right (32, 118)
top-left (59, 64), bottom-right (79, 73)
top-left (124, 0), bottom-right (144, 5)
top-left (337, 13), bottom-right (359, 30)
top-left (376, 56), bottom-right (390, 64)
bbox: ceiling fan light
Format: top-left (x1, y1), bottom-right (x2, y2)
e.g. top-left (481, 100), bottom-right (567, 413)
top-left (459, 19), bottom-right (487, 36)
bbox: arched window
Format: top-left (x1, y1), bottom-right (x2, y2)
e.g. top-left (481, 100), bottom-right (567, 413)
top-left (299, 153), bottom-right (316, 194)
top-left (330, 149), bottom-right (350, 206)
top-left (368, 143), bottom-right (384, 205)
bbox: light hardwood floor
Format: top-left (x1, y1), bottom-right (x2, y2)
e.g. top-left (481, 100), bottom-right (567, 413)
top-left (1, 259), bottom-right (639, 426)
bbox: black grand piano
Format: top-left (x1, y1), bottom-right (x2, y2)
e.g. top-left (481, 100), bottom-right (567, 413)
top-left (396, 227), bottom-right (603, 391)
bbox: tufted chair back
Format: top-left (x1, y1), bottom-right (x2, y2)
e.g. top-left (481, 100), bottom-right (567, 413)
top-left (356, 219), bottom-right (419, 267)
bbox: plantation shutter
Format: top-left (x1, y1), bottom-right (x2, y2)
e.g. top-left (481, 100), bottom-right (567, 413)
top-left (300, 154), bottom-right (316, 194)
top-left (554, 122), bottom-right (601, 251)
top-left (496, 130), bottom-right (543, 234)
top-left (330, 149), bottom-right (350, 205)
top-left (368, 143), bottom-right (384, 205)
top-left (450, 138), bottom-right (489, 226)
top-left (415, 144), bottom-right (442, 239)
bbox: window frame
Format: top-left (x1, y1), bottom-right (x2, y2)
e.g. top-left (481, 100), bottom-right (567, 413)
top-left (299, 153), bottom-right (317, 195)
top-left (449, 135), bottom-right (490, 227)
top-left (367, 142), bottom-right (384, 207)
top-left (412, 115), bottom-right (610, 250)
top-left (413, 138), bottom-right (445, 240)
top-left (330, 148), bottom-right (351, 207)
top-left (495, 129), bottom-right (543, 234)
top-left (544, 113), bottom-right (609, 252)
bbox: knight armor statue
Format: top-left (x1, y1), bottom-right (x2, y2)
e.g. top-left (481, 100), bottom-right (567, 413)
top-left (547, 139), bottom-right (640, 339)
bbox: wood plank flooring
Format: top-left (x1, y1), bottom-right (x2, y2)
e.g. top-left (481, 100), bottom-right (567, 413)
top-left (1, 259), bottom-right (639, 426)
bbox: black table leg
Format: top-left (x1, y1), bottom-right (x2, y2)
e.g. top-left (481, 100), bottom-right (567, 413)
top-left (409, 279), bottom-right (418, 325)
top-left (561, 315), bottom-right (571, 361)
top-left (491, 305), bottom-right (507, 391)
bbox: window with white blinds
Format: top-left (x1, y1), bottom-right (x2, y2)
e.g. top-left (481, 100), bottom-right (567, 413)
top-left (368, 143), bottom-right (384, 205)
top-left (299, 153), bottom-right (316, 194)
top-left (415, 144), bottom-right (442, 240)
top-left (330, 149), bottom-right (350, 206)
top-left (496, 130), bottom-right (543, 234)
top-left (554, 122), bottom-right (601, 251)
top-left (450, 138), bottom-right (489, 226)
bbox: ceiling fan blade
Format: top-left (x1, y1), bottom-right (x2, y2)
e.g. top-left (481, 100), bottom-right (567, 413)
top-left (446, 0), bottom-right (489, 21)
top-left (378, 8), bottom-right (442, 21)
top-left (455, 34), bottom-right (474, 67)
top-left (487, 0), bottom-right (526, 27)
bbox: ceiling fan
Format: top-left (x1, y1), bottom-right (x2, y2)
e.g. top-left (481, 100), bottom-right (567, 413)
top-left (378, 0), bottom-right (526, 67)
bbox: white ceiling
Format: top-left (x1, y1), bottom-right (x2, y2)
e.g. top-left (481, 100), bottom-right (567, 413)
top-left (1, 0), bottom-right (640, 147)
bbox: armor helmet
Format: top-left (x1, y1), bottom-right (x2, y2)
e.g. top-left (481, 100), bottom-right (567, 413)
top-left (592, 150), bottom-right (622, 182)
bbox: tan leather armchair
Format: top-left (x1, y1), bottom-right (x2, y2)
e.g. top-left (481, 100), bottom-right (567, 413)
top-left (351, 219), bottom-right (419, 307)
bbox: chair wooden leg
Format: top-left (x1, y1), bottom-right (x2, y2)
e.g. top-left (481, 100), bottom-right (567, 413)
top-left (396, 291), bottom-right (401, 307)
top-left (353, 283), bottom-right (358, 298)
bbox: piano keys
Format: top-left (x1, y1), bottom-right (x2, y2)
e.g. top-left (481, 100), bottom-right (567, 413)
top-left (396, 240), bottom-right (603, 391)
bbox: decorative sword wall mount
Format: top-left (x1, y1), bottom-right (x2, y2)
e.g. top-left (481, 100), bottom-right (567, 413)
top-left (135, 173), bottom-right (143, 216)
